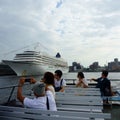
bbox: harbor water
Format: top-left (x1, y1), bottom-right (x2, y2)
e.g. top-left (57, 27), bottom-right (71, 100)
top-left (0, 72), bottom-right (120, 120)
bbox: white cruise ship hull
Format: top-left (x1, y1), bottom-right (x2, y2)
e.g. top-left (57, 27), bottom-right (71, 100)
top-left (3, 60), bottom-right (68, 76)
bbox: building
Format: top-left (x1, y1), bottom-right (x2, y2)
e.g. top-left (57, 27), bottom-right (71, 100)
top-left (108, 58), bottom-right (120, 71)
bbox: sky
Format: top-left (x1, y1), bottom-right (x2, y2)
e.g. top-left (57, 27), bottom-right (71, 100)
top-left (0, 0), bottom-right (120, 67)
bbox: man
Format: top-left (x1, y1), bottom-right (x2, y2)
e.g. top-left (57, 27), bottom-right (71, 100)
top-left (54, 70), bottom-right (66, 92)
top-left (91, 70), bottom-right (113, 103)
top-left (17, 77), bottom-right (57, 111)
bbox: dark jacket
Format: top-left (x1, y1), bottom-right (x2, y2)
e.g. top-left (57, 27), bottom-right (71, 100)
top-left (96, 77), bottom-right (112, 96)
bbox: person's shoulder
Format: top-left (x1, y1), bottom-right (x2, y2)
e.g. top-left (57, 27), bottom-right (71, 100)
top-left (62, 78), bottom-right (66, 83)
top-left (83, 78), bottom-right (87, 81)
top-left (24, 97), bottom-right (32, 102)
top-left (61, 78), bottom-right (66, 81)
top-left (47, 85), bottom-right (54, 89)
top-left (46, 90), bottom-right (55, 99)
top-left (103, 78), bottom-right (110, 83)
top-left (105, 77), bottom-right (110, 81)
top-left (98, 77), bottom-right (102, 80)
top-left (46, 90), bottom-right (53, 95)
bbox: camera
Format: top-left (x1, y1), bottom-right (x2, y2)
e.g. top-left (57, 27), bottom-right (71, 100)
top-left (25, 78), bottom-right (31, 82)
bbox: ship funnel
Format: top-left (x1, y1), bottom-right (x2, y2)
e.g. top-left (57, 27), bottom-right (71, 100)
top-left (56, 52), bottom-right (61, 58)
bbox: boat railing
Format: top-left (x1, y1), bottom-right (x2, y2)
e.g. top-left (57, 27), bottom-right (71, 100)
top-left (0, 83), bottom-right (29, 104)
top-left (0, 83), bottom-right (29, 89)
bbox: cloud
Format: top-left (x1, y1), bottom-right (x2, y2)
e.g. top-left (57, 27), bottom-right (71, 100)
top-left (0, 0), bottom-right (120, 67)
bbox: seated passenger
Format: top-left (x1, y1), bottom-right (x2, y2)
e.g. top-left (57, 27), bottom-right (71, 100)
top-left (17, 77), bottom-right (57, 111)
top-left (42, 72), bottom-right (56, 98)
top-left (76, 72), bottom-right (88, 88)
top-left (54, 70), bottom-right (66, 92)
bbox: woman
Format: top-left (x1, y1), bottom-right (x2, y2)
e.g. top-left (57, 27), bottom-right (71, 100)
top-left (43, 72), bottom-right (56, 98)
top-left (76, 72), bottom-right (88, 88)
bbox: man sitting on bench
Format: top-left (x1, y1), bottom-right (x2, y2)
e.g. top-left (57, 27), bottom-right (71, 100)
top-left (17, 77), bottom-right (57, 111)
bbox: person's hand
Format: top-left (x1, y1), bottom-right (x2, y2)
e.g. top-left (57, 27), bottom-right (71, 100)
top-left (90, 78), bottom-right (95, 82)
top-left (90, 79), bottom-right (93, 82)
top-left (79, 79), bottom-right (83, 83)
top-left (19, 77), bottom-right (25, 86)
top-left (40, 78), bottom-right (45, 83)
top-left (30, 77), bottom-right (36, 84)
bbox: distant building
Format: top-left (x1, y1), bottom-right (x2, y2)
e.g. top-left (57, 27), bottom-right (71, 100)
top-left (69, 62), bottom-right (83, 72)
top-left (89, 62), bottom-right (100, 71)
top-left (108, 58), bottom-right (120, 71)
top-left (69, 58), bottom-right (120, 72)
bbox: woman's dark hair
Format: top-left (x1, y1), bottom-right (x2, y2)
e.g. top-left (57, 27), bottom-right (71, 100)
top-left (77, 72), bottom-right (84, 78)
top-left (44, 72), bottom-right (54, 86)
top-left (55, 70), bottom-right (62, 77)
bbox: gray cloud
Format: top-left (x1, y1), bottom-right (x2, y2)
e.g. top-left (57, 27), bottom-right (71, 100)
top-left (0, 0), bottom-right (120, 67)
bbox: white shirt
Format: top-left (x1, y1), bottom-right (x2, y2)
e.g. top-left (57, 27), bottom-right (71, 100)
top-left (46, 90), bottom-right (57, 111)
top-left (24, 96), bottom-right (47, 110)
top-left (47, 85), bottom-right (56, 98)
top-left (24, 91), bottom-right (57, 111)
top-left (54, 78), bottom-right (66, 87)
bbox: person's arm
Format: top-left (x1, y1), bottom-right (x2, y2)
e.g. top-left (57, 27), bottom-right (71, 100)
top-left (59, 79), bottom-right (66, 92)
top-left (76, 80), bottom-right (82, 87)
top-left (90, 78), bottom-right (98, 82)
top-left (59, 86), bottom-right (65, 92)
top-left (107, 80), bottom-right (114, 96)
top-left (30, 77), bottom-right (36, 84)
top-left (81, 79), bottom-right (88, 88)
top-left (76, 79), bottom-right (88, 88)
top-left (17, 77), bottom-right (36, 104)
top-left (17, 78), bottom-right (25, 104)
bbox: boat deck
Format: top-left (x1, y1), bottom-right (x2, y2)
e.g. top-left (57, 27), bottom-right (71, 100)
top-left (0, 83), bottom-right (112, 120)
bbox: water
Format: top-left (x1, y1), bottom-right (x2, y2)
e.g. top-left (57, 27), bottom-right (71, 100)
top-left (0, 72), bottom-right (120, 120)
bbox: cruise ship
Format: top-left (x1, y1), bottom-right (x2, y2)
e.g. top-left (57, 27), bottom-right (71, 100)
top-left (2, 51), bottom-right (69, 76)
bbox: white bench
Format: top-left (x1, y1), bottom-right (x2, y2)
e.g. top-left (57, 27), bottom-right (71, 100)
top-left (56, 94), bottom-right (102, 105)
top-left (0, 105), bottom-right (111, 120)
top-left (65, 90), bottom-right (100, 95)
top-left (57, 105), bottom-right (103, 113)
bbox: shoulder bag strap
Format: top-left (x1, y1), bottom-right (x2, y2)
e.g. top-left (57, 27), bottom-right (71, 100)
top-left (46, 96), bottom-right (49, 110)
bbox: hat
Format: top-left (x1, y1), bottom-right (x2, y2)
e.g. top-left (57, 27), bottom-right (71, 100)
top-left (32, 82), bottom-right (45, 96)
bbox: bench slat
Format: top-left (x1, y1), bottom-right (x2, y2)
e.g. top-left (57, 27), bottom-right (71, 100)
top-left (56, 95), bottom-right (102, 100)
top-left (65, 87), bottom-right (100, 91)
top-left (0, 116), bottom-right (28, 120)
top-left (56, 100), bottom-right (103, 106)
top-left (57, 104), bottom-right (103, 111)
top-left (0, 111), bottom-right (86, 120)
top-left (56, 90), bottom-right (101, 96)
